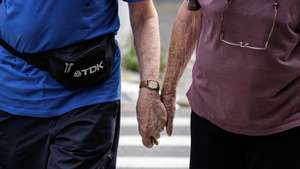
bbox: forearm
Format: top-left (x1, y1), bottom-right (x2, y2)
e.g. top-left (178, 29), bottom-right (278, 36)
top-left (162, 1), bottom-right (201, 94)
top-left (130, 2), bottom-right (161, 81)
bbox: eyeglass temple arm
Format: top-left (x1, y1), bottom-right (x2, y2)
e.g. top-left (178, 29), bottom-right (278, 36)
top-left (188, 0), bottom-right (201, 11)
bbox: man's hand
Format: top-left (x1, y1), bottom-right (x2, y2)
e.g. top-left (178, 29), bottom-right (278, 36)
top-left (161, 90), bottom-right (176, 136)
top-left (136, 88), bottom-right (167, 148)
top-left (128, 1), bottom-right (164, 148)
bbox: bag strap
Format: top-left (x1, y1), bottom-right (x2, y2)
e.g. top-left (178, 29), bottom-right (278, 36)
top-left (0, 33), bottom-right (115, 57)
top-left (0, 39), bottom-right (25, 59)
top-left (0, 34), bottom-right (116, 70)
top-left (0, 39), bottom-right (48, 69)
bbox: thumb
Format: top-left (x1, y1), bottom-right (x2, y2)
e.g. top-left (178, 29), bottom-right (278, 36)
top-left (141, 135), bottom-right (154, 148)
top-left (155, 101), bottom-right (167, 122)
top-left (166, 114), bottom-right (174, 136)
top-left (161, 93), bottom-right (176, 136)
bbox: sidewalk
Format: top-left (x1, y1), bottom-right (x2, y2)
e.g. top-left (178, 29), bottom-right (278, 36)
top-left (119, 65), bottom-right (192, 169)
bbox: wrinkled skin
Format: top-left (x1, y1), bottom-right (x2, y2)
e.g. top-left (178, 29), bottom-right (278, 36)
top-left (129, 1), bottom-right (165, 148)
top-left (161, 1), bottom-right (201, 136)
top-left (136, 88), bottom-right (167, 148)
top-left (161, 90), bottom-right (176, 136)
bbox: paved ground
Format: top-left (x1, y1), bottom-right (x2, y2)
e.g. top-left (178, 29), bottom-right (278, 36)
top-left (117, 102), bottom-right (191, 169)
top-left (154, 0), bottom-right (182, 49)
top-left (118, 67), bottom-right (193, 169)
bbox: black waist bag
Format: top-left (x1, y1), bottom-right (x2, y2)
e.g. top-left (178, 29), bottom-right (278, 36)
top-left (0, 34), bottom-right (116, 90)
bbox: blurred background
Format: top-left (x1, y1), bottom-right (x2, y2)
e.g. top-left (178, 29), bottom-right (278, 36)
top-left (117, 0), bottom-right (195, 169)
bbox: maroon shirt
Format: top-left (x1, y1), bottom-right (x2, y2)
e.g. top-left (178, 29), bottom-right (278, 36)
top-left (187, 0), bottom-right (300, 135)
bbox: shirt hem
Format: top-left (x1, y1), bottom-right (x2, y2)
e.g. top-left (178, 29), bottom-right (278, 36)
top-left (187, 86), bottom-right (300, 136)
top-left (0, 97), bottom-right (121, 118)
top-left (192, 109), bottom-right (300, 136)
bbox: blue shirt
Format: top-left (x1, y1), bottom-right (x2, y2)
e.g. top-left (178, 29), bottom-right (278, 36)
top-left (0, 0), bottom-right (142, 117)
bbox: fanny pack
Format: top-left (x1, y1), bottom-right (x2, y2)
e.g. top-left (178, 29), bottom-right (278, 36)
top-left (0, 34), bottom-right (116, 90)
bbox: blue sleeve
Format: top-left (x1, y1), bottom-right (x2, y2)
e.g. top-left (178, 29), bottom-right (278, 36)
top-left (123, 0), bottom-right (144, 3)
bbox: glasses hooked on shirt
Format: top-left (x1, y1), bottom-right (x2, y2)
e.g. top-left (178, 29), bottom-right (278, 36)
top-left (220, 0), bottom-right (279, 51)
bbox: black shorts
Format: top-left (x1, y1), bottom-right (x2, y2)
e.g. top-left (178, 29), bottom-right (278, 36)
top-left (0, 101), bottom-right (120, 169)
top-left (190, 111), bottom-right (300, 169)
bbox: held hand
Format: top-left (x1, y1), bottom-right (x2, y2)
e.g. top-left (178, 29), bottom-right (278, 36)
top-left (160, 90), bottom-right (176, 136)
top-left (136, 88), bottom-right (167, 148)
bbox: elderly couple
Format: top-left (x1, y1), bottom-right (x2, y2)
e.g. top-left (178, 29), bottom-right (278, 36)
top-left (0, 0), bottom-right (300, 169)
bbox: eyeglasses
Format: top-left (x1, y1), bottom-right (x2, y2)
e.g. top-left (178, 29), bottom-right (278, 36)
top-left (220, 0), bottom-right (279, 50)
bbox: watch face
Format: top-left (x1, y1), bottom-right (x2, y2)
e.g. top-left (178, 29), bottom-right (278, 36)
top-left (148, 81), bottom-right (158, 89)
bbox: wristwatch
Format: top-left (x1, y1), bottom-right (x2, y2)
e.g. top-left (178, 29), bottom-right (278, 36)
top-left (139, 80), bottom-right (160, 91)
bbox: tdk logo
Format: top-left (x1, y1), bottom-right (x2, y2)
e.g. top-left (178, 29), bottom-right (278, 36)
top-left (64, 61), bottom-right (104, 78)
top-left (68, 61), bottom-right (104, 78)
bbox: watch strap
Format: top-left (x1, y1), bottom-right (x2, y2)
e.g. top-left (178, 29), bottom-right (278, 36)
top-left (139, 80), bottom-right (160, 91)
